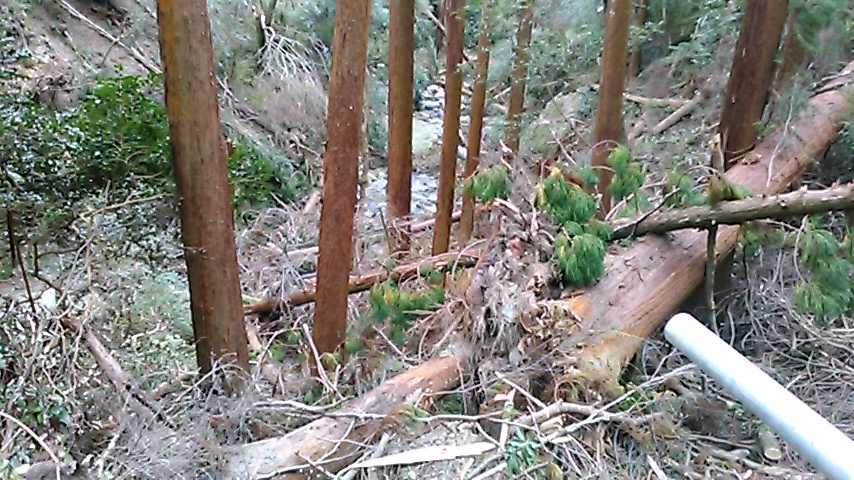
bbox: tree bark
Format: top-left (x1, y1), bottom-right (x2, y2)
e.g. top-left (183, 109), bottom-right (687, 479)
top-left (611, 183), bottom-right (854, 240)
top-left (718, 0), bottom-right (788, 166)
top-left (432, 0), bottom-right (465, 255)
top-left (459, 0), bottom-right (492, 245)
top-left (775, 5), bottom-right (807, 89)
top-left (387, 0), bottom-right (415, 255)
top-left (590, 0), bottom-right (631, 214)
top-left (156, 0), bottom-right (249, 373)
top-left (224, 354), bottom-right (468, 479)
top-left (554, 62), bottom-right (854, 394)
top-left (313, 0), bottom-right (371, 357)
top-left (504, 0), bottom-right (533, 154)
top-left (627, 0), bottom-right (647, 79)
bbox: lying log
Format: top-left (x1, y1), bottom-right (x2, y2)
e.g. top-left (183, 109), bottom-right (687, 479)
top-left (554, 61), bottom-right (854, 393)
top-left (610, 182), bottom-right (854, 240)
top-left (60, 317), bottom-right (157, 421)
top-left (244, 242), bottom-right (487, 314)
top-left (651, 89), bottom-right (706, 134)
top-left (223, 353), bottom-right (468, 479)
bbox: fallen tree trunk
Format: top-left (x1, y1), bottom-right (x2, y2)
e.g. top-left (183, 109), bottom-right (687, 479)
top-left (245, 242), bottom-right (487, 314)
top-left (555, 61), bottom-right (854, 393)
top-left (223, 353), bottom-right (468, 479)
top-left (228, 63), bottom-right (852, 479)
top-left (611, 182), bottom-right (854, 239)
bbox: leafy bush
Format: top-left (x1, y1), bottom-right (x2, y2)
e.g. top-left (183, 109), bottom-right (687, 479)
top-left (227, 138), bottom-right (307, 210)
top-left (607, 145), bottom-right (643, 204)
top-left (663, 169), bottom-right (706, 207)
top-left (536, 168), bottom-right (597, 226)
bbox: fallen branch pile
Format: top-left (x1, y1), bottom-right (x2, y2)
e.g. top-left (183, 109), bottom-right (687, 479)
top-left (244, 241), bottom-right (487, 314)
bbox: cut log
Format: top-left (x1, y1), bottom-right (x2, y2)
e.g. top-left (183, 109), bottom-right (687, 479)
top-left (244, 243), bottom-right (486, 314)
top-left (554, 61), bottom-right (854, 393)
top-left (610, 182), bottom-right (854, 239)
top-left (223, 353), bottom-right (468, 479)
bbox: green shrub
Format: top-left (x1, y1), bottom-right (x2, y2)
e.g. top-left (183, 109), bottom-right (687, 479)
top-left (463, 165), bottom-right (510, 203)
top-left (536, 168), bottom-right (611, 287)
top-left (1, 71), bottom-right (307, 241)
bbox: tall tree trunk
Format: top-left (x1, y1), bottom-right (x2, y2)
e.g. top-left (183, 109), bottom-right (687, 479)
top-left (627, 0), bottom-right (647, 79)
top-left (459, 0), bottom-right (492, 245)
top-left (432, 0), bottom-right (465, 256)
top-left (313, 0), bottom-right (371, 358)
top-left (718, 0), bottom-right (788, 166)
top-left (504, 0), bottom-right (533, 154)
top-left (590, 0), bottom-right (631, 214)
top-left (775, 5), bottom-right (807, 89)
top-left (156, 0), bottom-right (248, 373)
top-left (387, 0), bottom-right (415, 256)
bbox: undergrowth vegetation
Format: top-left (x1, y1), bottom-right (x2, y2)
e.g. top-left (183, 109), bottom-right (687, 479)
top-left (0, 70), bottom-right (307, 242)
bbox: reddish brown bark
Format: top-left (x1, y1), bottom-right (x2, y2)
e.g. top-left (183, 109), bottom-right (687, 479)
top-left (432, 0), bottom-right (465, 255)
top-left (313, 0), bottom-right (371, 357)
top-left (156, 0), bottom-right (249, 373)
top-left (627, 0), bottom-right (647, 79)
top-left (555, 63), bottom-right (854, 393)
top-left (718, 0), bottom-right (788, 166)
top-left (775, 6), bottom-right (807, 89)
top-left (504, 0), bottom-right (533, 154)
top-left (590, 0), bottom-right (631, 214)
top-left (387, 0), bottom-right (415, 255)
top-left (459, 0), bottom-right (492, 245)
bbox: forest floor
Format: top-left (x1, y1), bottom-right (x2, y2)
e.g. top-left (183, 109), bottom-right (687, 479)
top-left (1, 1), bottom-right (852, 479)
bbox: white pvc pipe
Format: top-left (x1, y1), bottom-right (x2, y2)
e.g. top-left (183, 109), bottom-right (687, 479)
top-left (664, 313), bottom-right (854, 480)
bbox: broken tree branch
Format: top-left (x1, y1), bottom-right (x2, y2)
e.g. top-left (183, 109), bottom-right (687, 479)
top-left (591, 84), bottom-right (690, 108)
top-left (58, 0), bottom-right (160, 73)
top-left (651, 89), bottom-right (706, 134)
top-left (610, 182), bottom-right (854, 240)
top-left (60, 317), bottom-right (157, 421)
top-left (244, 242), bottom-right (487, 314)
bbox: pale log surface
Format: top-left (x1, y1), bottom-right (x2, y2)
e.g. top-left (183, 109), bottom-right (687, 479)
top-left (224, 354), bottom-right (467, 479)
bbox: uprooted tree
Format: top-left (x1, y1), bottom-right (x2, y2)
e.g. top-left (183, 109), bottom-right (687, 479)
top-left (225, 57), bottom-right (854, 480)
